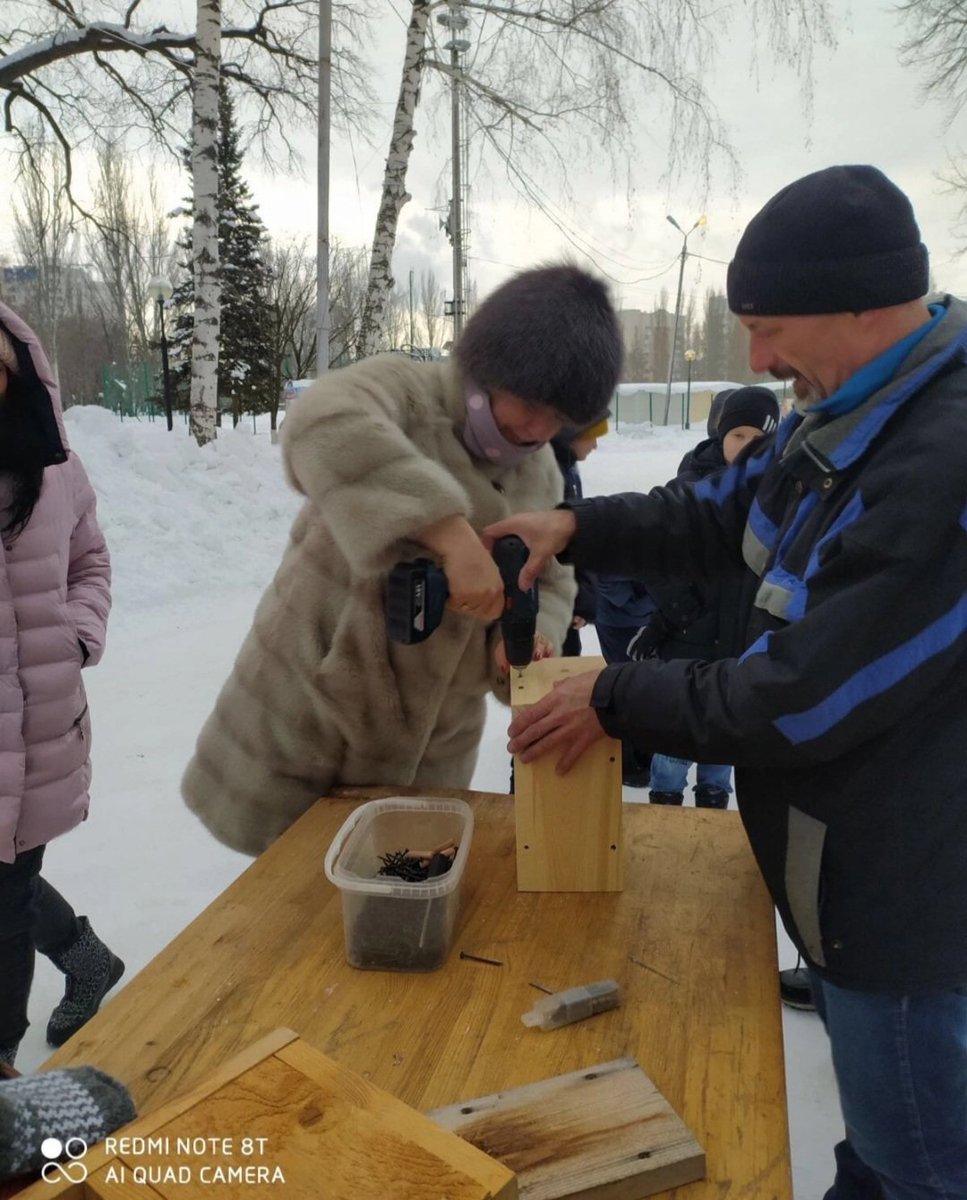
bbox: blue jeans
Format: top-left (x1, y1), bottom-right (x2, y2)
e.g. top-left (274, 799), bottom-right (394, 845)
top-left (809, 969), bottom-right (967, 1199)
top-left (649, 755), bottom-right (732, 796)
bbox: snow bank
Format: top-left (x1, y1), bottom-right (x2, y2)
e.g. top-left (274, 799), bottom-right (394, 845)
top-left (65, 409), bottom-right (301, 630)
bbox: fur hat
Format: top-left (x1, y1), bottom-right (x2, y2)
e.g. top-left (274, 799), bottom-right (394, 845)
top-left (456, 265), bottom-right (622, 427)
top-left (715, 385), bottom-right (780, 440)
top-left (0, 327), bottom-right (19, 375)
top-left (727, 165), bottom-right (929, 316)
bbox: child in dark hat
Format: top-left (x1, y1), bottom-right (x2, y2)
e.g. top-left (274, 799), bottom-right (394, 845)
top-left (551, 414), bottom-right (609, 657)
top-left (714, 385), bottom-right (780, 462)
top-left (677, 384), bottom-right (780, 480)
top-left (625, 384), bottom-right (780, 807)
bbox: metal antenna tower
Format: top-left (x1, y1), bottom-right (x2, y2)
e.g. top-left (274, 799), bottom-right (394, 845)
top-left (437, 2), bottom-right (471, 340)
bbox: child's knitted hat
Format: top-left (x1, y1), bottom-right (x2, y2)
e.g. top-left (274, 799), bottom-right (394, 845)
top-left (715, 385), bottom-right (780, 440)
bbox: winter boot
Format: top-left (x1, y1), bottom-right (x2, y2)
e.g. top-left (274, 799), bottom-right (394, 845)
top-left (648, 791), bottom-right (684, 805)
top-left (621, 747), bottom-right (651, 788)
top-left (695, 785), bottom-right (730, 810)
top-left (779, 961), bottom-right (816, 1012)
top-left (622, 769), bottom-right (652, 788)
top-left (45, 918), bottom-right (125, 1047)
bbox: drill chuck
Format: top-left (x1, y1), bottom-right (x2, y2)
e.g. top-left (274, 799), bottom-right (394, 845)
top-left (492, 535), bottom-right (538, 669)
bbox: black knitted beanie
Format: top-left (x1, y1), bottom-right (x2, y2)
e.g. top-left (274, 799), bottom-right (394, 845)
top-left (715, 385), bottom-right (780, 440)
top-left (727, 165), bottom-right (929, 316)
top-left (456, 265), bottom-right (623, 427)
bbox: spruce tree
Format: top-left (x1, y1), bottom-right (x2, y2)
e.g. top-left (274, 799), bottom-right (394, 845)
top-left (171, 83), bottom-right (274, 424)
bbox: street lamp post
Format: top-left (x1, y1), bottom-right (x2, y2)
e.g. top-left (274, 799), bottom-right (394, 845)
top-left (683, 348), bottom-right (697, 430)
top-left (662, 214), bottom-right (706, 425)
top-left (147, 275), bottom-right (174, 431)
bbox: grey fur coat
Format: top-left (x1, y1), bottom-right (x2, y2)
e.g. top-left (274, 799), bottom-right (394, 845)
top-left (182, 354), bottom-right (576, 854)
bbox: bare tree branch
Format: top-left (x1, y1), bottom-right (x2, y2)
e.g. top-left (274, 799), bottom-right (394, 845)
top-left (898, 0), bottom-right (967, 123)
top-left (895, 2), bottom-right (967, 250)
top-left (1, 0), bottom-right (375, 213)
top-left (358, 0), bottom-right (834, 350)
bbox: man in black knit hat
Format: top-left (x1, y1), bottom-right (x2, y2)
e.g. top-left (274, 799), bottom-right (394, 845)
top-left (489, 165), bottom-right (967, 1199)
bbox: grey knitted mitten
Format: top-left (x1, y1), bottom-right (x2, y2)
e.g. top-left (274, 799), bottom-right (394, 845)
top-left (0, 1067), bottom-right (135, 1181)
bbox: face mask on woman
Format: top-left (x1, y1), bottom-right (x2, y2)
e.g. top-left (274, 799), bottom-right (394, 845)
top-left (461, 386), bottom-right (556, 467)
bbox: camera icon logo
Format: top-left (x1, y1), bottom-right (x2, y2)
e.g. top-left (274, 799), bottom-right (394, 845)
top-left (40, 1136), bottom-right (89, 1183)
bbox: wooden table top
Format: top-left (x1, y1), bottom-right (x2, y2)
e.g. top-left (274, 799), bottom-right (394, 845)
top-left (47, 787), bottom-right (791, 1198)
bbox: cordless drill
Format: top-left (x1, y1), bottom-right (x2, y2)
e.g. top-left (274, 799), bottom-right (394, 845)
top-left (386, 535), bottom-right (538, 670)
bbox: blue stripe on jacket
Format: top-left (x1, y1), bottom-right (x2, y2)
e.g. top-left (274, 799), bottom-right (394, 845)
top-left (773, 588), bottom-right (967, 745)
top-left (784, 492), bottom-right (866, 623)
top-left (820, 314), bottom-right (967, 473)
top-left (739, 630), bottom-right (771, 663)
top-left (747, 496), bottom-right (779, 556)
top-left (692, 435), bottom-right (774, 506)
top-left (753, 493), bottom-right (819, 616)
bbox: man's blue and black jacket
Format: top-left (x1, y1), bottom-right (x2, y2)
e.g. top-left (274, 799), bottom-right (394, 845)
top-left (567, 295), bottom-right (967, 992)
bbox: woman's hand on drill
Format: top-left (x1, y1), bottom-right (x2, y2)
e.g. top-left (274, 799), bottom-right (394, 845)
top-left (417, 514), bottom-right (504, 620)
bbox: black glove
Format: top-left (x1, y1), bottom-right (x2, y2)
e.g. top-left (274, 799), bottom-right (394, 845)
top-left (626, 612), bottom-right (668, 661)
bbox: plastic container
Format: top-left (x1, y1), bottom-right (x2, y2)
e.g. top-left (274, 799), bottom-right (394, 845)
top-left (324, 797), bottom-right (474, 972)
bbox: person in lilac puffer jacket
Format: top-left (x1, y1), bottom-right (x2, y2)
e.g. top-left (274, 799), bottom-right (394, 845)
top-left (0, 302), bottom-right (123, 1067)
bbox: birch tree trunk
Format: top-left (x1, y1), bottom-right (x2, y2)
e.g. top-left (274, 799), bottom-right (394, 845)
top-left (355, 1), bottom-right (837, 361)
top-left (357, 0), bottom-right (430, 359)
top-left (189, 0), bottom-right (221, 447)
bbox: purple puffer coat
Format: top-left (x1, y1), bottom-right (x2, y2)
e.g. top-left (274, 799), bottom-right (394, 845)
top-left (0, 302), bottom-right (111, 864)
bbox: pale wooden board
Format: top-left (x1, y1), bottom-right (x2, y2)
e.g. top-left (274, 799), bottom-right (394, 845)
top-left (27, 1032), bottom-right (515, 1200)
top-left (428, 1058), bottom-right (705, 1200)
top-left (512, 657), bottom-right (622, 891)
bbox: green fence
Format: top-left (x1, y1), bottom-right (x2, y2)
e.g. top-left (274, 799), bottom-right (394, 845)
top-left (100, 361), bottom-right (164, 419)
top-left (613, 388), bottom-right (714, 430)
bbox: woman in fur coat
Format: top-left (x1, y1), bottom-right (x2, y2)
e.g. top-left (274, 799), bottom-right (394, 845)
top-left (0, 304), bottom-right (122, 1068)
top-left (183, 265), bottom-right (623, 855)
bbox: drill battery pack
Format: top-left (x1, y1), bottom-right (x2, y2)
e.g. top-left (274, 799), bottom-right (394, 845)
top-left (385, 559), bottom-right (449, 644)
top-left (385, 537), bottom-right (536, 665)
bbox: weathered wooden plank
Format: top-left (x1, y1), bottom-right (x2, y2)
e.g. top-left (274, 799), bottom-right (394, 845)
top-left (429, 1057), bottom-right (704, 1200)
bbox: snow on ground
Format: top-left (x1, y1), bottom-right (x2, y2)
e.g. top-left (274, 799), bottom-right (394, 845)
top-left (19, 406), bottom-right (840, 1195)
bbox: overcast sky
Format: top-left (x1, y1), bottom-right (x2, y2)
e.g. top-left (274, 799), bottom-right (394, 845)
top-left (3, 1), bottom-right (965, 317)
top-left (240, 0), bottom-right (967, 313)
